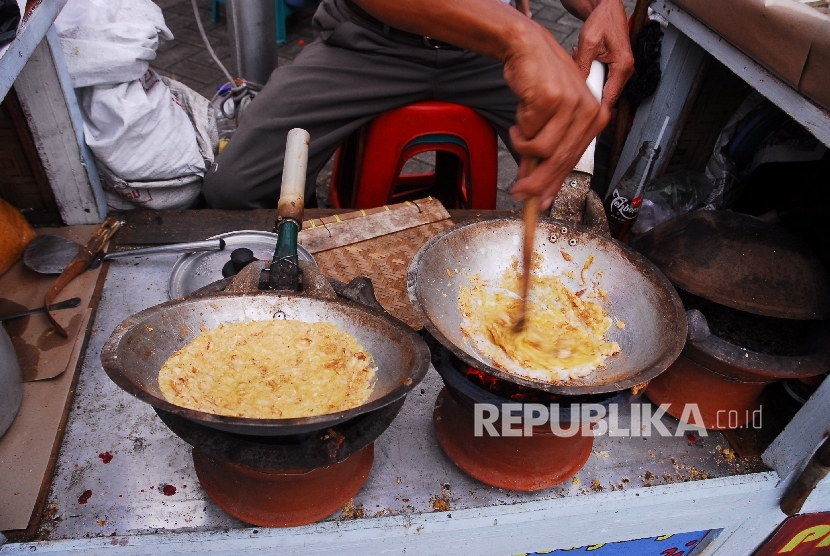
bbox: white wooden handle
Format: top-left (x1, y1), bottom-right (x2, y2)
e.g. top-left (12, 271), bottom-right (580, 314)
top-left (574, 60), bottom-right (606, 176)
top-left (278, 128), bottom-right (310, 220)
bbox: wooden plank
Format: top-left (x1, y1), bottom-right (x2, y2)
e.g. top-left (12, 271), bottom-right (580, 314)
top-left (763, 376), bottom-right (830, 481)
top-left (114, 209), bottom-right (519, 245)
top-left (662, 60), bottom-right (752, 175)
top-left (1, 261), bottom-right (109, 541)
top-left (0, 0), bottom-right (68, 101)
top-left (652, 0), bottom-right (830, 149)
top-left (13, 29), bottom-right (105, 225)
top-left (299, 198), bottom-right (451, 253)
top-left (0, 88), bottom-right (62, 227)
top-left (607, 23), bottom-right (708, 193)
top-left (0, 473), bottom-right (782, 555)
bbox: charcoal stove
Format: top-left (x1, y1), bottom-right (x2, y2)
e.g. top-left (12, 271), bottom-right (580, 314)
top-left (428, 338), bottom-right (636, 491)
top-left (632, 211), bottom-right (830, 429)
top-left (155, 399), bottom-right (403, 527)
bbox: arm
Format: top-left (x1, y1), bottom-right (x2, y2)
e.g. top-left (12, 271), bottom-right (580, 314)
top-left (352, 0), bottom-right (631, 209)
top-left (515, 0), bottom-right (532, 18)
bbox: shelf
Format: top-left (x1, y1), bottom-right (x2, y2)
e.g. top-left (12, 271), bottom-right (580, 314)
top-left (651, 0), bottom-right (830, 148)
top-left (0, 0), bottom-right (68, 102)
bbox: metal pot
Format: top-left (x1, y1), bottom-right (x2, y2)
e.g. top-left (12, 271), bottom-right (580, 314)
top-left (644, 307), bottom-right (830, 429)
top-left (0, 326), bottom-right (22, 438)
top-left (407, 218), bottom-right (687, 395)
top-left (101, 291), bottom-right (430, 436)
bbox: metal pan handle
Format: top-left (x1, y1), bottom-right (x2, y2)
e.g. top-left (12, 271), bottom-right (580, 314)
top-left (104, 239), bottom-right (226, 259)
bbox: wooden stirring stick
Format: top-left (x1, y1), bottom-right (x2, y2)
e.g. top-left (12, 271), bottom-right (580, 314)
top-left (514, 195), bottom-right (540, 332)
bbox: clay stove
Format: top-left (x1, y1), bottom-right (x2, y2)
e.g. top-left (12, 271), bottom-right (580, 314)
top-left (632, 211), bottom-right (830, 429)
top-left (156, 399), bottom-right (404, 527)
top-left (429, 341), bottom-right (635, 491)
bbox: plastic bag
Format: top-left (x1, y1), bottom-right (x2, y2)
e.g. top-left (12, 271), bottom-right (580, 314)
top-left (631, 170), bottom-right (714, 234)
top-left (0, 0), bottom-right (21, 48)
top-left (80, 69), bottom-right (205, 182)
top-left (56, 0), bottom-right (214, 210)
top-left (96, 74), bottom-right (216, 210)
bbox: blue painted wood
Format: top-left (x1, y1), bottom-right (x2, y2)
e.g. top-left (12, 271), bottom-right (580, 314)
top-left (275, 0), bottom-right (293, 44)
top-left (44, 27), bottom-right (107, 221)
top-left (212, 0), bottom-right (224, 24)
top-left (0, 0), bottom-right (68, 101)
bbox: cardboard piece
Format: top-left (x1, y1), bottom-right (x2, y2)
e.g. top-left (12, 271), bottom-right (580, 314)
top-left (0, 326), bottom-right (84, 531)
top-left (0, 226), bottom-right (100, 381)
top-left (0, 225), bottom-right (102, 532)
top-left (673, 0), bottom-right (830, 110)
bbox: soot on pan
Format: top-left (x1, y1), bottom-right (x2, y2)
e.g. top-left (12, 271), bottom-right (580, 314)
top-left (677, 289), bottom-right (812, 357)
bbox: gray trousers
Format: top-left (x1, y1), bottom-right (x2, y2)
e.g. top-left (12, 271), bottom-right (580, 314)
top-left (202, 0), bottom-right (520, 209)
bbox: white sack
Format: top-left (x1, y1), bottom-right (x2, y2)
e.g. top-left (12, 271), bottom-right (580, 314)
top-left (80, 69), bottom-right (205, 182)
top-left (97, 75), bottom-right (217, 211)
top-left (55, 0), bottom-right (172, 88)
top-left (56, 0), bottom-right (214, 210)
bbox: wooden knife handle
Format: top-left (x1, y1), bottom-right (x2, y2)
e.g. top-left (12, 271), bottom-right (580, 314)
top-left (44, 217), bottom-right (121, 337)
top-left (780, 437), bottom-right (830, 516)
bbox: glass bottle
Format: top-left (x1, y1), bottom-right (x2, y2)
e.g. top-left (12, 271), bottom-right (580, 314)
top-left (604, 141), bottom-right (661, 239)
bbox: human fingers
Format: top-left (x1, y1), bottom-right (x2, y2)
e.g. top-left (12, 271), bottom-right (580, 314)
top-left (573, 25), bottom-right (604, 78)
top-left (503, 28), bottom-right (580, 141)
top-left (511, 155), bottom-right (569, 210)
top-left (510, 103), bottom-right (609, 206)
top-left (510, 73), bottom-right (601, 159)
top-left (573, 0), bottom-right (634, 109)
top-left (600, 58), bottom-right (634, 110)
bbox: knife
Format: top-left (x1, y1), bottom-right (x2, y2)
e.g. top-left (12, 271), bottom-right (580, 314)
top-left (44, 217), bottom-right (122, 337)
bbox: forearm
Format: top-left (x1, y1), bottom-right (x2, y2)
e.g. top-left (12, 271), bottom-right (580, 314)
top-left (560, 0), bottom-right (602, 21)
top-left (350, 0), bottom-right (537, 63)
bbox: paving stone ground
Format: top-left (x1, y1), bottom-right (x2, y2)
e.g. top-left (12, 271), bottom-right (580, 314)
top-left (150, 0), bottom-right (635, 208)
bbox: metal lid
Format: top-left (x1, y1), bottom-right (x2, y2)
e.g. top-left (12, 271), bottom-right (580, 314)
top-left (631, 211), bottom-right (830, 320)
top-left (168, 230), bottom-right (316, 299)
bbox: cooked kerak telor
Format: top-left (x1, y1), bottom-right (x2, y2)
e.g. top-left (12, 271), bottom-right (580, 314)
top-left (159, 320), bottom-right (376, 418)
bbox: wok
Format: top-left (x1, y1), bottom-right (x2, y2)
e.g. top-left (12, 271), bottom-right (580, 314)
top-left (407, 218), bottom-right (687, 395)
top-left (101, 292), bottom-right (430, 436)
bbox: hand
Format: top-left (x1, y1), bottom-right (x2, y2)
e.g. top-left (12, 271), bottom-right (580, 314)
top-left (504, 24), bottom-right (609, 209)
top-left (573, 0), bottom-right (634, 111)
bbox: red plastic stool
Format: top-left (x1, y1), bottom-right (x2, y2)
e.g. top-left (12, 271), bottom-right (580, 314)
top-left (328, 101), bottom-right (498, 209)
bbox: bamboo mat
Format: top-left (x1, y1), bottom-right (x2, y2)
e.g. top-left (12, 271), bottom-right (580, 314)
top-left (299, 198), bottom-right (454, 329)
